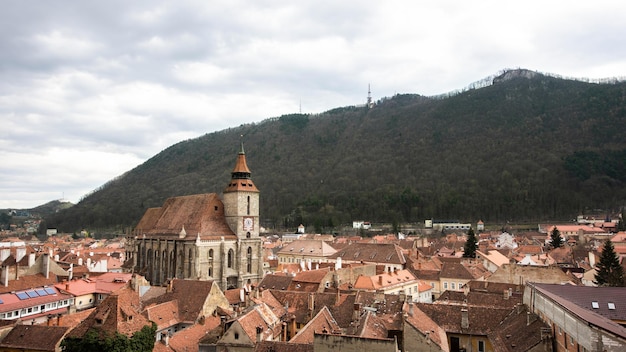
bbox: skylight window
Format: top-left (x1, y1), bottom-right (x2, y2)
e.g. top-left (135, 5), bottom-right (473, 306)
top-left (591, 301), bottom-right (599, 309)
top-left (16, 292), bottom-right (29, 300)
top-left (608, 302), bottom-right (616, 310)
top-left (44, 287), bottom-right (56, 295)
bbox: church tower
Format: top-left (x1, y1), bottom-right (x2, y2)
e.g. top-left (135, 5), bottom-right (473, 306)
top-left (222, 144), bottom-right (263, 287)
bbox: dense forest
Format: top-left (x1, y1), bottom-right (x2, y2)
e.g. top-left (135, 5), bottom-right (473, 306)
top-left (42, 69), bottom-right (626, 234)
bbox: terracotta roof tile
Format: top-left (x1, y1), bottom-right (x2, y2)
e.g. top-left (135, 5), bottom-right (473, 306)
top-left (0, 325), bottom-right (69, 351)
top-left (66, 286), bottom-right (151, 339)
top-left (290, 306), bottom-right (341, 343)
top-left (134, 194), bottom-right (237, 240)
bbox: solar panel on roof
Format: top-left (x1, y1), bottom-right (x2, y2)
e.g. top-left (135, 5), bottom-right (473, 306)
top-left (44, 287), bottom-right (56, 295)
top-left (16, 292), bottom-right (29, 300)
top-left (0, 299), bottom-right (3, 304)
top-left (26, 290), bottom-right (39, 298)
top-left (35, 289), bottom-right (48, 296)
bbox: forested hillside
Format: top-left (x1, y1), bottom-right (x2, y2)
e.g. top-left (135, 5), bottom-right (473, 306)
top-left (42, 69), bottom-right (626, 234)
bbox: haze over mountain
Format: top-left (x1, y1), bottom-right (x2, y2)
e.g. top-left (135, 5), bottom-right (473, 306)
top-left (41, 69), bottom-right (626, 234)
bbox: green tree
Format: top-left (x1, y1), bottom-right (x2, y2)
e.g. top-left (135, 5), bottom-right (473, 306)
top-left (594, 239), bottom-right (625, 287)
top-left (550, 227), bottom-right (564, 248)
top-left (61, 323), bottom-right (156, 352)
top-left (463, 228), bottom-right (478, 258)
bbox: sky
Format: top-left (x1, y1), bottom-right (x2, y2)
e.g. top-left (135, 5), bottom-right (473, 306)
top-left (2, 1), bottom-right (626, 209)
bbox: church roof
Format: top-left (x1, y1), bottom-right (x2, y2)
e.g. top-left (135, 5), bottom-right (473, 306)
top-left (134, 193), bottom-right (236, 240)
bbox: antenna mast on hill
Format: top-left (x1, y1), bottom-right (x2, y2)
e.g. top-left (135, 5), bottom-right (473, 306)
top-left (367, 84), bottom-right (373, 108)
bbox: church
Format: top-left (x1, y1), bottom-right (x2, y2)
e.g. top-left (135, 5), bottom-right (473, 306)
top-left (126, 146), bottom-right (264, 290)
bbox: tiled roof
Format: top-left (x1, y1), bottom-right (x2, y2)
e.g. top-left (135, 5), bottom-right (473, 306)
top-left (167, 314), bottom-right (222, 351)
top-left (144, 299), bottom-right (180, 331)
top-left (258, 274), bottom-right (293, 290)
top-left (0, 273), bottom-right (59, 294)
top-left (353, 269), bottom-right (417, 290)
top-left (0, 285), bottom-right (72, 313)
top-left (489, 305), bottom-right (550, 352)
top-left (66, 286), bottom-right (151, 338)
top-left (439, 261), bottom-right (474, 280)
top-left (277, 240), bottom-right (338, 257)
top-left (290, 306), bottom-right (341, 343)
top-left (417, 303), bottom-right (512, 335)
top-left (328, 243), bottom-right (406, 265)
top-left (0, 325), bottom-right (69, 351)
top-left (403, 302), bottom-right (449, 351)
top-left (142, 279), bottom-right (219, 323)
top-left (134, 193), bottom-right (237, 240)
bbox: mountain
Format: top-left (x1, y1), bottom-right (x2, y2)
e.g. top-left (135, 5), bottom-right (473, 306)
top-left (42, 69), bottom-right (626, 234)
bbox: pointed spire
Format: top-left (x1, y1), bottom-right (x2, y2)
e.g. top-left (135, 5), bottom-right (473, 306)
top-left (225, 144), bottom-right (259, 193)
top-left (179, 225), bottom-right (187, 238)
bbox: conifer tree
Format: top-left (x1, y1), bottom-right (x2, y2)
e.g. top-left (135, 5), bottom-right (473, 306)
top-left (594, 239), bottom-right (625, 287)
top-left (550, 227), bottom-right (564, 248)
top-left (463, 228), bottom-right (478, 258)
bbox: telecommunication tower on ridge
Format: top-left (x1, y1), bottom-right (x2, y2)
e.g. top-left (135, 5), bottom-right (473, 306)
top-left (367, 84), bottom-right (374, 108)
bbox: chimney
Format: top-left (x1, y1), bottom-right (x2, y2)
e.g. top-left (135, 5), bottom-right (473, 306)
top-left (42, 253), bottom-right (50, 279)
top-left (28, 252), bottom-right (36, 267)
top-left (56, 313), bottom-right (62, 326)
top-left (335, 257), bottom-right (342, 270)
top-left (16, 247), bottom-right (26, 263)
top-left (220, 316), bottom-right (226, 336)
top-left (378, 275), bottom-right (383, 286)
top-left (589, 251), bottom-right (596, 267)
top-left (68, 263), bottom-right (73, 281)
top-left (408, 302), bottom-right (414, 316)
top-left (308, 293), bottom-right (315, 320)
top-left (78, 257), bottom-right (83, 266)
top-left (2, 265), bottom-right (8, 287)
top-left (164, 333), bottom-right (169, 347)
top-left (282, 322), bottom-right (287, 341)
top-left (353, 303), bottom-right (361, 322)
top-left (461, 308), bottom-right (469, 329)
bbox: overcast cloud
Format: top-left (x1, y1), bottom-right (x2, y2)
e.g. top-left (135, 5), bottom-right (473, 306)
top-left (2, 0), bottom-right (626, 209)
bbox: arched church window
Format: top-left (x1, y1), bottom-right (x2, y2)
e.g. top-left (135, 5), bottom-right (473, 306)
top-left (247, 196), bottom-right (250, 215)
top-left (208, 249), bottom-right (214, 277)
top-left (247, 247), bottom-right (252, 273)
top-left (227, 249), bottom-right (233, 268)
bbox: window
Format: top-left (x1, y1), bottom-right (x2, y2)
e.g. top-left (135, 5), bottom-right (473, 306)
top-left (234, 332), bottom-right (239, 340)
top-left (591, 301), bottom-right (599, 309)
top-left (443, 282), bottom-right (448, 289)
top-left (247, 247), bottom-right (253, 273)
top-left (608, 302), bottom-right (616, 310)
top-left (451, 283), bottom-right (456, 290)
top-left (478, 340), bottom-right (485, 352)
top-left (228, 249), bottom-right (233, 268)
top-left (247, 196), bottom-right (250, 215)
top-left (569, 336), bottom-right (574, 345)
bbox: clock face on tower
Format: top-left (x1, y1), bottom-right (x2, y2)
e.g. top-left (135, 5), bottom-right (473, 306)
top-left (243, 217), bottom-right (254, 231)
